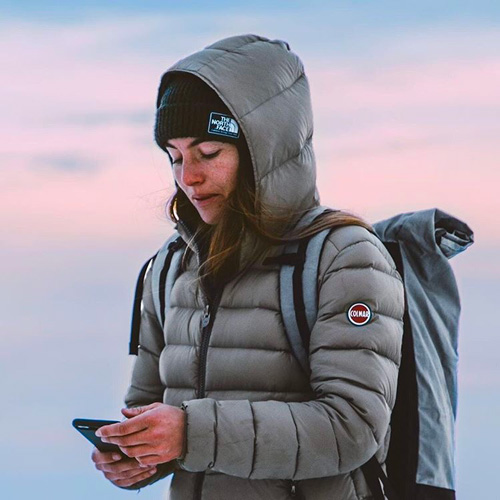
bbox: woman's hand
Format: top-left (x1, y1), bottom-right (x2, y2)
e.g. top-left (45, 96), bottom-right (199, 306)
top-left (91, 448), bottom-right (158, 488)
top-left (95, 402), bottom-right (186, 466)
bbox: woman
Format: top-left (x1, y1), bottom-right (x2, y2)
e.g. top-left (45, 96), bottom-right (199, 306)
top-left (92, 34), bottom-right (404, 499)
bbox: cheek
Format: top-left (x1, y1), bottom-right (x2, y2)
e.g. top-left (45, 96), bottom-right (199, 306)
top-left (228, 169), bottom-right (238, 193)
top-left (220, 157), bottom-right (239, 193)
top-left (214, 171), bottom-right (237, 195)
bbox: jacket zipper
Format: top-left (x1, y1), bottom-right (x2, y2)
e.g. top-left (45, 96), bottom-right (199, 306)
top-left (197, 288), bottom-right (223, 399)
top-left (177, 220), bottom-right (223, 499)
top-left (193, 288), bottom-right (223, 500)
top-left (290, 480), bottom-right (304, 499)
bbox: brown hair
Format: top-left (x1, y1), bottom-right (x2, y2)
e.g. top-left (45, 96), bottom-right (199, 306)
top-left (166, 139), bottom-right (373, 290)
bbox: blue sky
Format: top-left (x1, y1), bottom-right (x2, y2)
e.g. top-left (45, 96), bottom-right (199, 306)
top-left (2, 0), bottom-right (500, 20)
top-left (1, 2), bottom-right (499, 499)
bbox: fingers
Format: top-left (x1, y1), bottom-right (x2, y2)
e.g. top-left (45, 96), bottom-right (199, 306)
top-left (91, 448), bottom-right (123, 465)
top-left (121, 403), bottom-right (161, 418)
top-left (103, 465), bottom-right (155, 481)
top-left (100, 459), bottom-right (157, 488)
top-left (98, 403), bottom-right (166, 441)
top-left (96, 417), bottom-right (148, 440)
top-left (96, 403), bottom-right (183, 468)
top-left (120, 444), bottom-right (161, 464)
top-left (101, 430), bottom-right (147, 447)
top-left (92, 448), bottom-right (158, 488)
top-left (95, 456), bottom-right (149, 474)
top-left (132, 454), bottom-right (161, 466)
top-left (107, 466), bottom-right (158, 488)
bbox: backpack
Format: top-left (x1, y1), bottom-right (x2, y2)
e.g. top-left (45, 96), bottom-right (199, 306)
top-left (129, 206), bottom-right (474, 500)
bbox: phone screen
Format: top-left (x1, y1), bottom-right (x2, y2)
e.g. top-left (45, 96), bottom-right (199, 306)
top-left (72, 418), bottom-right (122, 453)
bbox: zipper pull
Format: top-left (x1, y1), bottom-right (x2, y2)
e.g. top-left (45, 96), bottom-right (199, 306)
top-left (202, 304), bottom-right (211, 328)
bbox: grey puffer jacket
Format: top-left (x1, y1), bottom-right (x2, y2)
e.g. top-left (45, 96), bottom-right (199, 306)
top-left (125, 34), bottom-right (404, 499)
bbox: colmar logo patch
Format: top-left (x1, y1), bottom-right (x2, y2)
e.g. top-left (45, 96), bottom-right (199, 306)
top-left (208, 112), bottom-right (240, 139)
top-left (347, 303), bottom-right (372, 326)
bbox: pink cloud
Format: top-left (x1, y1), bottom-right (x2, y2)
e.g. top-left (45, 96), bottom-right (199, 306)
top-left (309, 58), bottom-right (500, 110)
top-left (1, 18), bottom-right (498, 258)
top-left (0, 17), bottom-right (175, 124)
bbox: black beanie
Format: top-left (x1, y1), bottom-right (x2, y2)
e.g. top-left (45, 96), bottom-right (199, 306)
top-left (154, 72), bottom-right (242, 150)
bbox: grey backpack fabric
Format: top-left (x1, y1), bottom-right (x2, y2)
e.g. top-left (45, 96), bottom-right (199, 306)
top-left (373, 208), bottom-right (473, 499)
top-left (272, 206), bottom-right (474, 499)
top-left (129, 206), bottom-right (473, 500)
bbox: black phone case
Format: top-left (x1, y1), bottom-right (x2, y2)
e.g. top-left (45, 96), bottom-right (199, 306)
top-left (72, 418), bottom-right (122, 453)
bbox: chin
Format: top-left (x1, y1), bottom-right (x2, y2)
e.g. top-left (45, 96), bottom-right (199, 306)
top-left (199, 211), bottom-right (219, 225)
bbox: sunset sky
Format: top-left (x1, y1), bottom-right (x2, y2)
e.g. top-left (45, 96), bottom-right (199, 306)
top-left (2, 1), bottom-right (499, 498)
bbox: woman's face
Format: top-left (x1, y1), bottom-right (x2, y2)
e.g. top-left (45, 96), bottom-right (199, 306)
top-left (166, 137), bottom-right (239, 225)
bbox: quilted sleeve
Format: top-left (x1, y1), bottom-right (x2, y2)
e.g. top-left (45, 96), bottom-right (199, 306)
top-left (179, 225), bottom-right (404, 479)
top-left (124, 266), bottom-right (165, 408)
top-left (121, 264), bottom-right (176, 489)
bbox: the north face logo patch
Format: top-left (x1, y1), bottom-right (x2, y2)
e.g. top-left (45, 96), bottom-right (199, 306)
top-left (347, 303), bottom-right (372, 326)
top-left (208, 112), bottom-right (240, 139)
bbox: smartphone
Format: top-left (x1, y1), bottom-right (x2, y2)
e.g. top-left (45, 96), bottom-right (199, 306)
top-left (72, 418), bottom-right (122, 454)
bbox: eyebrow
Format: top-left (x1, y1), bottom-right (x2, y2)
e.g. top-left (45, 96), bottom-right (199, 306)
top-left (164, 137), bottom-right (207, 149)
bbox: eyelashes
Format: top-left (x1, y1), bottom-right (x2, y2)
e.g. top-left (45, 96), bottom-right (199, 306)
top-left (202, 151), bottom-right (221, 160)
top-left (170, 150), bottom-right (221, 166)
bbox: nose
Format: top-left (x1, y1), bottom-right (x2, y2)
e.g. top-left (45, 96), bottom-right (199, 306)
top-left (179, 157), bottom-right (204, 187)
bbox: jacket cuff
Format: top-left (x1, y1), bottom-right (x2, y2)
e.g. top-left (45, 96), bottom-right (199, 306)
top-left (179, 399), bottom-right (217, 472)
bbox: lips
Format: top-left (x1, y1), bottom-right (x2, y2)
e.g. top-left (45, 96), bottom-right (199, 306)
top-left (192, 194), bottom-right (219, 206)
top-left (193, 194), bottom-right (217, 201)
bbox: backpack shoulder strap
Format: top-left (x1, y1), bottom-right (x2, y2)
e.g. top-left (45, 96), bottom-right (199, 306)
top-left (361, 457), bottom-right (399, 500)
top-left (273, 206), bottom-right (332, 374)
top-left (129, 232), bottom-right (185, 355)
top-left (129, 254), bottom-right (157, 355)
top-left (150, 232), bottom-right (185, 327)
top-left (279, 227), bottom-right (332, 374)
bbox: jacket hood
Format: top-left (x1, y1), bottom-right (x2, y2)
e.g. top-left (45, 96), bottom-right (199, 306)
top-left (156, 34), bottom-right (320, 231)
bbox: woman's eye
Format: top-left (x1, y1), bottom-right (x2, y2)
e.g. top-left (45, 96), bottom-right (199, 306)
top-left (171, 158), bottom-right (182, 166)
top-left (201, 150), bottom-right (221, 160)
